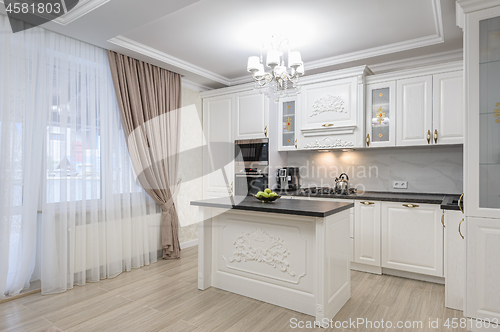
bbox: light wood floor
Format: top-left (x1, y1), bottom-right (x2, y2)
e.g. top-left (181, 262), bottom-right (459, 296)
top-left (0, 246), bottom-right (466, 332)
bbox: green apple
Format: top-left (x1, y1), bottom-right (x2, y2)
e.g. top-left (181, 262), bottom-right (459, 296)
top-left (270, 192), bottom-right (278, 197)
top-left (262, 192), bottom-right (270, 198)
top-left (264, 188), bottom-right (272, 194)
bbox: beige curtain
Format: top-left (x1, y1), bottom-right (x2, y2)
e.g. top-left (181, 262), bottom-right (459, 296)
top-left (107, 50), bottom-right (182, 259)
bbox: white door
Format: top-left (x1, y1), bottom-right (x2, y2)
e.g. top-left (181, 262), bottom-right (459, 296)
top-left (433, 71), bottom-right (464, 145)
top-left (444, 210), bottom-right (465, 311)
top-left (354, 201), bottom-right (381, 266)
top-left (396, 75), bottom-right (433, 146)
top-left (365, 81), bottom-right (396, 147)
top-left (203, 95), bottom-right (234, 198)
top-left (381, 202), bottom-right (443, 277)
top-left (466, 217), bottom-right (500, 324)
top-left (234, 90), bottom-right (269, 140)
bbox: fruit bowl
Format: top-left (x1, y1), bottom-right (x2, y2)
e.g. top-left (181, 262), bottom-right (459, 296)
top-left (253, 194), bottom-right (281, 203)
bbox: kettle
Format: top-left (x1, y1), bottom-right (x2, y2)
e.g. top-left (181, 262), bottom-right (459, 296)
top-left (335, 173), bottom-right (350, 195)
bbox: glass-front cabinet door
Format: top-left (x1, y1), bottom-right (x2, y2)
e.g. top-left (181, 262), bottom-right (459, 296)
top-left (365, 81), bottom-right (396, 147)
top-left (466, 7), bottom-right (500, 219)
top-left (278, 96), bottom-right (298, 151)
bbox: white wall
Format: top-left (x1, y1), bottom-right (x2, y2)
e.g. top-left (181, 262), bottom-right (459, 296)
top-left (287, 145), bottom-right (463, 194)
top-left (177, 88), bottom-right (203, 244)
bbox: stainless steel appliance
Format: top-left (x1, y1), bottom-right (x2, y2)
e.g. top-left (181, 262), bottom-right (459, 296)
top-left (300, 186), bottom-right (357, 196)
top-left (276, 167), bottom-right (301, 191)
top-left (234, 138), bottom-right (269, 165)
top-left (334, 173), bottom-right (350, 195)
top-left (235, 165), bottom-right (268, 196)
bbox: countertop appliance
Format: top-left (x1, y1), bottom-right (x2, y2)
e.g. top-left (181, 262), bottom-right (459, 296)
top-left (276, 167), bottom-right (301, 191)
top-left (335, 173), bottom-right (350, 195)
top-left (234, 138), bottom-right (269, 166)
top-left (235, 165), bottom-right (268, 196)
top-left (300, 186), bottom-right (357, 196)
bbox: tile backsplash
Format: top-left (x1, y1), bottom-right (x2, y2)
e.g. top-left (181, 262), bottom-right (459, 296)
top-left (287, 145), bottom-right (463, 194)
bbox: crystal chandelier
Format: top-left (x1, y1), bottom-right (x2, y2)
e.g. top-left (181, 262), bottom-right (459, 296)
top-left (247, 36), bottom-right (305, 103)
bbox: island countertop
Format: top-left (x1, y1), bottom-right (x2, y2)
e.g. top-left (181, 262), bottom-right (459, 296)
top-left (190, 196), bottom-right (354, 218)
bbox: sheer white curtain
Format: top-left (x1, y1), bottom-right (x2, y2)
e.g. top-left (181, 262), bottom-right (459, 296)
top-left (0, 16), bottom-right (46, 299)
top-left (40, 29), bottom-right (161, 295)
top-left (0, 14), bottom-right (161, 297)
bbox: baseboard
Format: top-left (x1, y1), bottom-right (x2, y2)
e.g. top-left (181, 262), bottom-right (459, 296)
top-left (382, 268), bottom-right (445, 284)
top-left (181, 239), bottom-right (199, 249)
top-left (351, 262), bottom-right (383, 275)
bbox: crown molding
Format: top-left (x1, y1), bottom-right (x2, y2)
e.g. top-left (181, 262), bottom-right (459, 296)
top-left (181, 78), bottom-right (211, 92)
top-left (200, 82), bottom-right (255, 99)
top-left (56, 0), bottom-right (110, 25)
top-left (108, 35), bottom-right (233, 86)
top-left (369, 49), bottom-right (463, 74)
top-left (457, 0), bottom-right (500, 13)
top-left (298, 65), bottom-right (373, 86)
top-left (0, 0), bottom-right (110, 25)
top-left (366, 60), bottom-right (463, 84)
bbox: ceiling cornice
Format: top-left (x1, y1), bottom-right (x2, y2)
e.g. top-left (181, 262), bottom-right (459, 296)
top-left (108, 35), bottom-right (232, 86)
top-left (369, 49), bottom-right (463, 74)
top-left (181, 78), bottom-right (211, 92)
top-left (108, 0), bottom-right (446, 88)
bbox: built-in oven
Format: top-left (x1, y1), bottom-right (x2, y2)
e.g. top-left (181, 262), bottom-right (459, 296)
top-left (234, 138), bottom-right (269, 165)
top-left (235, 166), bottom-right (268, 196)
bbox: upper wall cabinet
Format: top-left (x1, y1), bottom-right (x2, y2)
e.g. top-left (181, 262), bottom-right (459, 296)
top-left (234, 90), bottom-right (269, 140)
top-left (396, 75), bottom-right (433, 146)
top-left (300, 76), bottom-right (358, 137)
top-left (433, 71), bottom-right (464, 145)
top-left (278, 96), bottom-right (299, 151)
top-left (365, 81), bottom-right (396, 148)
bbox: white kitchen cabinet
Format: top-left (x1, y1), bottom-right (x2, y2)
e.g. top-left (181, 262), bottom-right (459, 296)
top-left (203, 95), bottom-right (234, 199)
top-left (365, 81), bottom-right (396, 148)
top-left (300, 76), bottom-right (358, 136)
top-left (396, 75), bottom-right (433, 146)
top-left (459, 4), bottom-right (500, 329)
top-left (381, 202), bottom-right (443, 277)
top-left (466, 217), bottom-right (500, 324)
top-left (354, 201), bottom-right (381, 266)
top-left (234, 90), bottom-right (269, 140)
top-left (444, 210), bottom-right (465, 311)
top-left (433, 71), bottom-right (464, 145)
top-left (278, 96), bottom-right (299, 151)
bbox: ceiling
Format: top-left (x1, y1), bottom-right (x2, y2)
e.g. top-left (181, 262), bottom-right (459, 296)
top-left (0, 0), bottom-right (463, 90)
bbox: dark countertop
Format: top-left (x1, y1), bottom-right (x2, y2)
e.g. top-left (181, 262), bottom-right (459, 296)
top-left (440, 194), bottom-right (463, 211)
top-left (276, 190), bottom-right (462, 210)
top-left (190, 196), bottom-right (354, 218)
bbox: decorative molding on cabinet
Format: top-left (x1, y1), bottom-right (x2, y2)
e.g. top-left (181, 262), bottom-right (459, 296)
top-left (298, 66), bottom-right (373, 86)
top-left (200, 82), bottom-right (255, 99)
top-left (228, 228), bottom-right (296, 277)
top-left (108, 36), bottom-right (232, 86)
top-left (303, 138), bottom-right (355, 149)
top-left (366, 60), bottom-right (463, 84)
top-left (310, 95), bottom-right (346, 116)
top-left (457, 0), bottom-right (500, 13)
top-left (301, 126), bottom-right (357, 137)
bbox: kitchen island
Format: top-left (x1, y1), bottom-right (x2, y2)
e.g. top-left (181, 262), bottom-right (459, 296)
top-left (191, 196), bottom-right (354, 323)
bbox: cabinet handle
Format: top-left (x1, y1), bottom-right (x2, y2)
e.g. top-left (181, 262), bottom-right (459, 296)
top-left (366, 134), bottom-right (370, 147)
top-left (264, 126), bottom-right (268, 137)
top-left (402, 204), bottom-right (419, 208)
top-left (361, 201), bottom-right (375, 205)
top-left (427, 130), bottom-right (431, 144)
top-left (230, 181), bottom-right (233, 193)
top-left (322, 123), bottom-right (334, 127)
top-left (459, 218), bottom-right (464, 239)
top-left (434, 129), bottom-right (438, 144)
top-left (294, 139), bottom-right (297, 148)
top-left (458, 193), bottom-right (464, 214)
top-left (441, 211), bottom-right (446, 228)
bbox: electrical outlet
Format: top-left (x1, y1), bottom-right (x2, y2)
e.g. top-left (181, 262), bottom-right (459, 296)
top-left (393, 181), bottom-right (408, 189)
